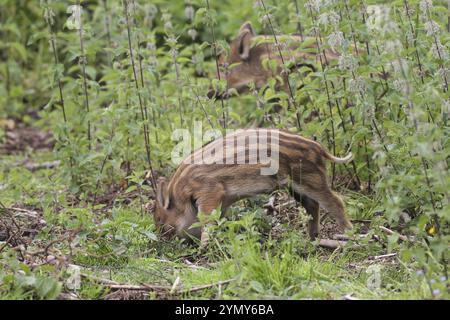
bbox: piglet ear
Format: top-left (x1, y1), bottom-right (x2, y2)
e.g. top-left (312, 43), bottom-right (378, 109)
top-left (156, 178), bottom-right (170, 210)
top-left (237, 21), bottom-right (255, 60)
top-left (239, 21), bottom-right (255, 36)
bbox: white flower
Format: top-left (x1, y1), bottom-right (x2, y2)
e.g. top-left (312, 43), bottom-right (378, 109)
top-left (328, 11), bottom-right (340, 26)
top-left (443, 99), bottom-right (450, 114)
top-left (327, 31), bottom-right (344, 49)
top-left (393, 79), bottom-right (407, 93)
top-left (304, 0), bottom-right (322, 14)
top-left (385, 39), bottom-right (403, 53)
top-left (166, 36), bottom-right (178, 47)
top-left (431, 40), bottom-right (449, 60)
top-left (144, 4), bottom-right (158, 27)
top-left (419, 0), bottom-right (433, 12)
top-left (338, 54), bottom-right (357, 71)
top-left (403, 5), bottom-right (415, 17)
top-left (146, 42), bottom-right (156, 51)
top-left (44, 7), bottom-right (56, 26)
top-left (162, 12), bottom-right (172, 22)
top-left (185, 6), bottom-right (194, 21)
top-left (78, 55), bottom-right (87, 66)
top-left (349, 76), bottom-right (366, 94)
top-left (318, 12), bottom-right (341, 27)
top-left (66, 5), bottom-right (82, 30)
top-left (260, 13), bottom-right (273, 27)
top-left (424, 20), bottom-right (440, 36)
top-left (187, 28), bottom-right (198, 41)
top-left (164, 21), bottom-right (173, 31)
top-left (169, 47), bottom-right (178, 59)
top-left (405, 30), bottom-right (415, 44)
top-left (438, 67), bottom-right (450, 78)
top-left (317, 13), bottom-right (329, 26)
top-left (253, 1), bottom-right (262, 9)
top-left (391, 60), bottom-right (403, 74)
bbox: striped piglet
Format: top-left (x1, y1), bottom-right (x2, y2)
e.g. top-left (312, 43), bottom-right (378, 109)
top-left (154, 128), bottom-right (353, 242)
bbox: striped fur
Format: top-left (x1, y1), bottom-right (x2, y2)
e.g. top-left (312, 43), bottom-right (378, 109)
top-left (154, 129), bottom-right (353, 241)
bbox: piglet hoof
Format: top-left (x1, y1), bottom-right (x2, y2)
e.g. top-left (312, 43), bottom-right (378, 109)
top-left (337, 219), bottom-right (353, 233)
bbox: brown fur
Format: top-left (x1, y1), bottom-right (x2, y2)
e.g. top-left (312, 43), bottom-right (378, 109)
top-left (154, 129), bottom-right (353, 242)
top-left (207, 22), bottom-right (339, 99)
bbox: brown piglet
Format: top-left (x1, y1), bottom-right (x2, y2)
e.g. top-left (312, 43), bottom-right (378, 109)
top-left (207, 21), bottom-right (339, 100)
top-left (154, 128), bottom-right (353, 244)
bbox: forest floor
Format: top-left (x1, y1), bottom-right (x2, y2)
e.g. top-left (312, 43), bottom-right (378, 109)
top-left (0, 121), bottom-right (436, 300)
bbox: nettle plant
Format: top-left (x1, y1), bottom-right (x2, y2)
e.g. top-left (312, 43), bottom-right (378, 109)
top-left (302, 0), bottom-right (448, 282)
top-left (38, 0), bottom-right (448, 290)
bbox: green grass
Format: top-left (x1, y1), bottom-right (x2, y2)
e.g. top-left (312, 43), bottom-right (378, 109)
top-left (0, 150), bottom-right (442, 300)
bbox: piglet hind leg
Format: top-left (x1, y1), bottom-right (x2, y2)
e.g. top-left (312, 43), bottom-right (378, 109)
top-left (293, 177), bottom-right (352, 234)
top-left (296, 194), bottom-right (320, 240)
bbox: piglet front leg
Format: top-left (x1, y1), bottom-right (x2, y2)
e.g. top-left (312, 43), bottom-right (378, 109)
top-left (194, 184), bottom-right (226, 248)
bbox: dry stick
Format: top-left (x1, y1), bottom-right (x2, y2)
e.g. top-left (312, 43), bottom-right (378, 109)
top-left (319, 239), bottom-right (350, 249)
top-left (102, 278), bottom-right (234, 294)
top-left (123, 0), bottom-right (156, 190)
top-left (260, 0), bottom-right (302, 130)
top-left (24, 160), bottom-right (60, 172)
top-left (369, 252), bottom-right (397, 260)
top-left (76, 0), bottom-right (91, 151)
top-left (205, 0), bottom-right (227, 129)
top-left (379, 226), bottom-right (409, 242)
top-left (176, 278), bottom-right (234, 294)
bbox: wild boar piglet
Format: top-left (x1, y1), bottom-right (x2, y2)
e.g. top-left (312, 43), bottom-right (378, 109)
top-left (154, 128), bottom-right (353, 242)
top-left (207, 21), bottom-right (339, 99)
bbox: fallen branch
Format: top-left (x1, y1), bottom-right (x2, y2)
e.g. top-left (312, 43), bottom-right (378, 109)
top-left (8, 207), bottom-right (39, 218)
top-left (379, 226), bottom-right (409, 242)
top-left (103, 278), bottom-right (235, 295)
top-left (24, 160), bottom-right (60, 172)
top-left (319, 239), bottom-right (348, 249)
top-left (369, 253), bottom-right (397, 260)
top-left (176, 278), bottom-right (235, 294)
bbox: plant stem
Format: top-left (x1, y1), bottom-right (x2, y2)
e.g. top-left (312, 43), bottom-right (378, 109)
top-left (260, 0), bottom-right (302, 130)
top-left (123, 0), bottom-right (156, 190)
top-left (205, 0), bottom-right (227, 129)
top-left (77, 0), bottom-right (91, 151)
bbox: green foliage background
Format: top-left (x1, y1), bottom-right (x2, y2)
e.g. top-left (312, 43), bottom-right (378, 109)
top-left (0, 0), bottom-right (448, 299)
